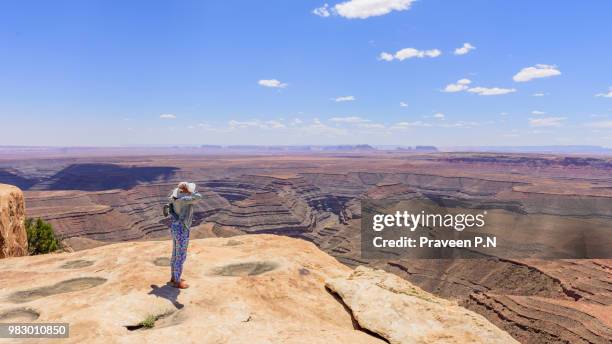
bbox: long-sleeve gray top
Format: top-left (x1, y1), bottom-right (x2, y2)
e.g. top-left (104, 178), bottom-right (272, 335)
top-left (170, 191), bottom-right (203, 228)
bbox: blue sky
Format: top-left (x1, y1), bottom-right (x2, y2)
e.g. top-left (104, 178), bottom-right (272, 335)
top-left (1, 0), bottom-right (611, 147)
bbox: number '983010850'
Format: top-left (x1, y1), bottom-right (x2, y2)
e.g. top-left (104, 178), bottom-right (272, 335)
top-left (0, 323), bottom-right (69, 338)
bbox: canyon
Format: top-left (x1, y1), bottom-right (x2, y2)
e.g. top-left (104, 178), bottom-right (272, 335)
top-left (1, 151), bottom-right (611, 343)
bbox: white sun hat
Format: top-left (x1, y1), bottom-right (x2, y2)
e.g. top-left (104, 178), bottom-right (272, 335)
top-left (172, 182), bottom-right (196, 198)
top-left (186, 182), bottom-right (196, 193)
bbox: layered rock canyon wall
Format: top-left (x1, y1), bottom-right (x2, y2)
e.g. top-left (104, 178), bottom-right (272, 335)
top-left (1, 152), bottom-right (611, 343)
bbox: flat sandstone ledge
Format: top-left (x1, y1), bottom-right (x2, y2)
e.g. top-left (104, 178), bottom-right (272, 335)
top-left (0, 234), bottom-right (515, 343)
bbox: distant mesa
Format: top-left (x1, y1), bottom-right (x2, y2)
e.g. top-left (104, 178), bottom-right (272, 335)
top-left (219, 144), bottom-right (378, 152)
top-left (321, 144), bottom-right (376, 151)
top-left (1, 145), bottom-right (611, 157)
top-left (395, 145), bottom-right (439, 152)
top-left (446, 145), bottom-right (612, 155)
top-left (415, 146), bottom-right (438, 152)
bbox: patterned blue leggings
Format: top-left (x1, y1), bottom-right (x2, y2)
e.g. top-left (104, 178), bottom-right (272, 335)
top-left (170, 220), bottom-right (190, 282)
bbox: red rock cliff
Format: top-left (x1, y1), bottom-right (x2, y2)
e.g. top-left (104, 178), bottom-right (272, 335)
top-left (0, 184), bottom-right (27, 258)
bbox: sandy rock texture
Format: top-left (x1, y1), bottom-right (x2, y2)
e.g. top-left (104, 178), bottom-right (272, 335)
top-left (0, 235), bottom-right (513, 343)
top-left (0, 235), bottom-right (381, 343)
top-left (0, 184), bottom-right (27, 258)
top-left (326, 266), bottom-right (518, 344)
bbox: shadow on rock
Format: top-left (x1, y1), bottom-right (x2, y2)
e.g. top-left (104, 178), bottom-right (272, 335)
top-left (48, 164), bottom-right (178, 191)
top-left (148, 284), bottom-right (184, 310)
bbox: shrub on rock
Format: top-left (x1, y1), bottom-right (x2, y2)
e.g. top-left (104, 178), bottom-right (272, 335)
top-left (26, 218), bottom-right (59, 255)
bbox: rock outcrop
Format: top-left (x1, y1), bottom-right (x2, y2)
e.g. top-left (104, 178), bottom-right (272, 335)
top-left (326, 266), bottom-right (518, 344)
top-left (0, 184), bottom-right (27, 258)
top-left (0, 235), bottom-right (512, 343)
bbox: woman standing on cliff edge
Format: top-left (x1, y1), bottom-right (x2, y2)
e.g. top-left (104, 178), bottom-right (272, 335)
top-left (168, 181), bottom-right (202, 289)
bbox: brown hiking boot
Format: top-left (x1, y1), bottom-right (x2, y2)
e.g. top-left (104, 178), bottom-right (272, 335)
top-left (170, 280), bottom-right (189, 289)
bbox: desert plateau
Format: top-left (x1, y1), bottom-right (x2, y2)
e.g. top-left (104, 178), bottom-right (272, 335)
top-left (1, 149), bottom-right (611, 343)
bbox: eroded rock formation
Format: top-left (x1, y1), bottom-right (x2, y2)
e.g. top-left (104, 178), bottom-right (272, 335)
top-left (0, 234), bottom-right (512, 343)
top-left (0, 184), bottom-right (27, 258)
top-left (326, 266), bottom-right (518, 344)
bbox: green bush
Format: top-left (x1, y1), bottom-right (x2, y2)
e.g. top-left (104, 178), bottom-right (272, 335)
top-left (140, 315), bottom-right (157, 328)
top-left (25, 218), bottom-right (60, 255)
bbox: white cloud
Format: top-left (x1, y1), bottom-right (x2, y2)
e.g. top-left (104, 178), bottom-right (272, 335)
top-left (585, 120), bottom-right (612, 129)
top-left (390, 118), bottom-right (484, 130)
top-left (266, 120), bottom-right (286, 129)
top-left (229, 120), bottom-right (261, 128)
top-left (444, 84), bottom-right (467, 92)
top-left (228, 119), bottom-right (286, 130)
top-left (378, 52), bottom-right (394, 61)
top-left (513, 64), bottom-right (561, 82)
top-left (500, 112), bottom-right (508, 116)
top-left (439, 121), bottom-right (481, 128)
top-left (391, 121), bottom-right (432, 129)
top-left (379, 47), bottom-right (441, 61)
top-left (160, 114), bottom-right (176, 119)
top-left (395, 48), bottom-right (441, 60)
top-left (333, 0), bottom-right (416, 19)
top-left (399, 101), bottom-right (408, 107)
top-left (312, 3), bottom-right (331, 17)
top-left (454, 42), bottom-right (476, 55)
top-left (443, 78), bottom-right (471, 92)
top-left (532, 92), bottom-right (546, 97)
top-left (333, 95), bottom-right (356, 102)
top-left (595, 87), bottom-right (612, 98)
top-left (302, 118), bottom-right (348, 136)
top-left (329, 116), bottom-right (370, 123)
top-left (531, 110), bottom-right (546, 115)
top-left (529, 117), bottom-right (566, 127)
top-left (467, 87), bottom-right (516, 96)
top-left (358, 123), bottom-right (386, 129)
top-left (442, 78), bottom-right (515, 96)
top-left (258, 79), bottom-right (288, 88)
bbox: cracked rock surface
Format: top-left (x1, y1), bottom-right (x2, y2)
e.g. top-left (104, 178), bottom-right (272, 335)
top-left (326, 266), bottom-right (518, 344)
